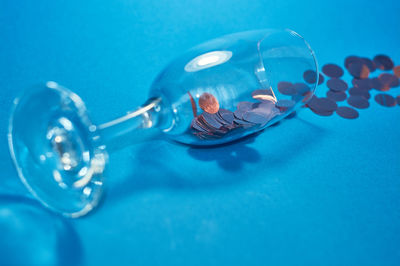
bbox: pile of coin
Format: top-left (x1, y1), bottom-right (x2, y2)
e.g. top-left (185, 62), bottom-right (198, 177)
top-left (190, 88), bottom-right (302, 140)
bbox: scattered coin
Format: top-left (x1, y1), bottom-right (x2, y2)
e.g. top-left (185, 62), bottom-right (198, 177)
top-left (347, 95), bottom-right (370, 109)
top-left (293, 82), bottom-right (310, 95)
top-left (348, 87), bottom-right (371, 99)
top-left (275, 99), bottom-right (295, 111)
top-left (306, 96), bottom-right (338, 112)
top-left (352, 78), bottom-right (372, 90)
top-left (373, 54), bottom-right (394, 70)
top-left (393, 66), bottom-right (400, 78)
top-left (326, 90), bottom-right (347, 101)
top-left (345, 56), bottom-right (361, 69)
top-left (327, 78), bottom-right (348, 92)
top-left (360, 57), bottom-right (376, 72)
top-left (303, 70), bottom-right (318, 84)
top-left (370, 77), bottom-right (388, 91)
top-left (379, 73), bottom-right (399, 88)
top-left (375, 94), bottom-right (397, 107)
top-left (310, 108), bottom-right (334, 116)
top-left (336, 106), bottom-right (359, 119)
top-left (277, 81), bottom-right (296, 95)
top-left (348, 61), bottom-right (370, 79)
top-left (322, 64), bottom-right (344, 78)
top-left (199, 92), bottom-right (220, 114)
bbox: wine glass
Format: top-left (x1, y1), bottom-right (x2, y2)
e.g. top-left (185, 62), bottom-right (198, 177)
top-left (8, 29), bottom-right (318, 217)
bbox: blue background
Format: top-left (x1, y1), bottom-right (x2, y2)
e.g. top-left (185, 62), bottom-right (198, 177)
top-left (1, 0), bottom-right (399, 265)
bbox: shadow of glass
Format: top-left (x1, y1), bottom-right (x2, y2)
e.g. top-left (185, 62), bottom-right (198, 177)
top-left (0, 194), bottom-right (83, 266)
top-left (106, 113), bottom-right (326, 203)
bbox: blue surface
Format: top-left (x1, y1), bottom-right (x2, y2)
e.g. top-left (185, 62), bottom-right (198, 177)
top-left (1, 0), bottom-right (400, 265)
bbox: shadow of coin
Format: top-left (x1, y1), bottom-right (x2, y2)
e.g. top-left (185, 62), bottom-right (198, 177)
top-left (0, 194), bottom-right (83, 266)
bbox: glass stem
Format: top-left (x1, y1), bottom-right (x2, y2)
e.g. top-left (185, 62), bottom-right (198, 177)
top-left (97, 97), bottom-right (162, 153)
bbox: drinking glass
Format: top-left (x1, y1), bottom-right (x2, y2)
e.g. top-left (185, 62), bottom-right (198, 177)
top-left (8, 29), bottom-right (318, 217)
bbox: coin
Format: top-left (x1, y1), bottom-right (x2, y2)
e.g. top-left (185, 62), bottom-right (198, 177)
top-left (379, 73), bottom-right (399, 88)
top-left (218, 109), bottom-right (235, 124)
top-left (360, 57), bottom-right (376, 72)
top-left (275, 99), bottom-right (295, 111)
top-left (327, 78), bottom-right (348, 92)
top-left (310, 108), bottom-right (334, 116)
top-left (306, 96), bottom-right (337, 112)
top-left (322, 64), bottom-right (344, 78)
top-left (303, 70), bottom-right (318, 84)
top-left (394, 66), bottom-right (400, 78)
top-left (277, 81), bottom-right (296, 95)
top-left (293, 82), bottom-right (311, 95)
top-left (345, 56), bottom-right (361, 69)
top-left (370, 77), bottom-right (388, 91)
top-left (373, 54), bottom-right (394, 70)
top-left (202, 112), bottom-right (224, 129)
top-left (251, 102), bottom-right (280, 117)
top-left (348, 61), bottom-right (370, 79)
top-left (347, 95), bottom-right (370, 109)
top-left (199, 92), bottom-right (220, 114)
top-left (191, 118), bottom-right (209, 133)
top-left (374, 94), bottom-right (397, 107)
top-left (336, 106), bottom-right (359, 119)
top-left (326, 90), bottom-right (347, 101)
top-left (352, 78), bottom-right (372, 90)
top-left (348, 87), bottom-right (371, 99)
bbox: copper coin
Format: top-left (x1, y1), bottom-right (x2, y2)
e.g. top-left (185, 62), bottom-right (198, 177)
top-left (307, 96), bottom-right (337, 112)
top-left (322, 64), bottom-right (344, 78)
top-left (326, 90), bottom-right (347, 102)
top-left (347, 95), bottom-right (370, 109)
top-left (277, 81), bottom-right (296, 95)
top-left (374, 94), bottom-right (397, 107)
top-left (352, 78), bottom-right (372, 90)
top-left (303, 70), bottom-right (318, 84)
top-left (293, 82), bottom-right (310, 95)
top-left (345, 56), bottom-right (361, 69)
top-left (198, 114), bottom-right (222, 130)
top-left (348, 61), bottom-right (370, 79)
top-left (348, 87), bottom-right (370, 99)
top-left (394, 66), bottom-right (400, 78)
top-left (370, 77), bottom-right (387, 91)
top-left (199, 92), bottom-right (219, 114)
top-left (336, 106), bottom-right (359, 119)
top-left (361, 57), bottom-right (376, 72)
top-left (373, 54), bottom-right (394, 70)
top-left (275, 99), bottom-right (295, 112)
top-left (327, 78), bottom-right (348, 92)
top-left (379, 73), bottom-right (400, 88)
top-left (310, 108), bottom-right (334, 116)
top-left (218, 109), bottom-right (235, 124)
